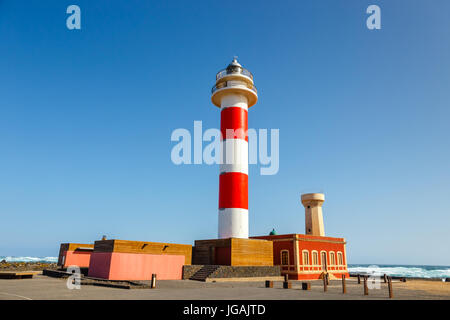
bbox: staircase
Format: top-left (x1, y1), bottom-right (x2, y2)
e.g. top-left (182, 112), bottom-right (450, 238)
top-left (189, 265), bottom-right (220, 281)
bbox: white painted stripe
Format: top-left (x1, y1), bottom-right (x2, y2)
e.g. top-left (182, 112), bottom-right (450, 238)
top-left (0, 292), bottom-right (33, 300)
top-left (220, 139), bottom-right (248, 174)
top-left (220, 93), bottom-right (248, 110)
top-left (218, 208), bottom-right (248, 239)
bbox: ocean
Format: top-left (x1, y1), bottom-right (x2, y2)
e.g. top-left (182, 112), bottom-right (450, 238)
top-left (0, 256), bottom-right (58, 263)
top-left (1, 257), bottom-right (449, 279)
top-left (348, 264), bottom-right (450, 279)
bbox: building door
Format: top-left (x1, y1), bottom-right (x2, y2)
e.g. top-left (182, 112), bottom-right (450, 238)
top-left (321, 252), bottom-right (327, 271)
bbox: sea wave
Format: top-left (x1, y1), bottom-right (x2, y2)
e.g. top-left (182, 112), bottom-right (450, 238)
top-left (348, 264), bottom-right (450, 279)
top-left (0, 256), bottom-right (58, 263)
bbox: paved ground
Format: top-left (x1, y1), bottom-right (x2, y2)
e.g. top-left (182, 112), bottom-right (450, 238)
top-left (0, 275), bottom-right (448, 300)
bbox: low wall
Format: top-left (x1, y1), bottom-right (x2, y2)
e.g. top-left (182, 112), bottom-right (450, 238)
top-left (182, 265), bottom-right (203, 279)
top-left (183, 265), bottom-right (281, 280)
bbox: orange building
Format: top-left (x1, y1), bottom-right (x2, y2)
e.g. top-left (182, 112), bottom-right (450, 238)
top-left (57, 243), bottom-right (94, 268)
top-left (252, 193), bottom-right (349, 280)
top-left (251, 234), bottom-right (348, 280)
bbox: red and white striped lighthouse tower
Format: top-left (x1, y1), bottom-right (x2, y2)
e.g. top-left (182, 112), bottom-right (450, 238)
top-left (211, 58), bottom-right (258, 239)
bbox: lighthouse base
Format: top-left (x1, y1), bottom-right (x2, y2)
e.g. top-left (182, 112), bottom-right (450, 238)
top-left (192, 238), bottom-right (273, 266)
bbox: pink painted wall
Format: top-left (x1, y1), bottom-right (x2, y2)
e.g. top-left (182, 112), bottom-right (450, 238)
top-left (63, 250), bottom-right (92, 268)
top-left (88, 252), bottom-right (185, 280)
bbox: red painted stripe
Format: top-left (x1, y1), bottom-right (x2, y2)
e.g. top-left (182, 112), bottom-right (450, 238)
top-left (219, 172), bottom-right (248, 209)
top-left (220, 107), bottom-right (248, 141)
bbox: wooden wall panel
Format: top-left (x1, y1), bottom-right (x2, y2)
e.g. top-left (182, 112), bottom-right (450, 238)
top-left (230, 238), bottom-right (273, 266)
top-left (192, 238), bottom-right (273, 266)
top-left (215, 247), bottom-right (231, 265)
top-left (194, 239), bottom-right (231, 248)
top-left (93, 240), bottom-right (192, 265)
top-left (192, 246), bottom-right (211, 265)
top-left (92, 240), bottom-right (114, 253)
top-left (193, 239), bottom-right (231, 265)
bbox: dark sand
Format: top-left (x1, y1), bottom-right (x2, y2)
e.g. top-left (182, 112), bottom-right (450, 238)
top-left (0, 261), bottom-right (57, 272)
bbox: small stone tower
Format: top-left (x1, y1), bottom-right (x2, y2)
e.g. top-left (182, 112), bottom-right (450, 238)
top-left (301, 193), bottom-right (325, 236)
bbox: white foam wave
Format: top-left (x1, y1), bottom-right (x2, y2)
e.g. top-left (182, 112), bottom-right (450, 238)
top-left (348, 265), bottom-right (450, 279)
top-left (0, 256), bottom-right (57, 263)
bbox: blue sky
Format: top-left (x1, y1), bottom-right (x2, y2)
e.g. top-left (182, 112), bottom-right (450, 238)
top-left (0, 0), bottom-right (449, 265)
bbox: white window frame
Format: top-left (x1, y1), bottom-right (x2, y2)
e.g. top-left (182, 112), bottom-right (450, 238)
top-left (329, 251), bottom-right (336, 266)
top-left (312, 250), bottom-right (319, 265)
top-left (320, 250), bottom-right (328, 267)
top-left (302, 250), bottom-right (310, 265)
top-left (337, 251), bottom-right (343, 265)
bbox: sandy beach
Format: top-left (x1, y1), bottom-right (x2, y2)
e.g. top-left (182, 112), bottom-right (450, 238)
top-left (393, 280), bottom-right (450, 296)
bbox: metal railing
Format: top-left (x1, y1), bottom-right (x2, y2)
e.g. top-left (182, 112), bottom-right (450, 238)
top-left (215, 68), bottom-right (253, 81)
top-left (211, 81), bottom-right (257, 94)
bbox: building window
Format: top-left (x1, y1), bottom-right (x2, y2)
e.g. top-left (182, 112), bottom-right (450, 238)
top-left (321, 251), bottom-right (327, 270)
top-left (302, 250), bottom-right (310, 265)
top-left (281, 250), bottom-right (289, 265)
top-left (330, 252), bottom-right (336, 265)
top-left (312, 251), bottom-right (318, 265)
top-left (337, 252), bottom-right (343, 265)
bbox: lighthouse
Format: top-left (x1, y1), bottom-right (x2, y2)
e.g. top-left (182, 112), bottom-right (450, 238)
top-left (211, 58), bottom-right (258, 239)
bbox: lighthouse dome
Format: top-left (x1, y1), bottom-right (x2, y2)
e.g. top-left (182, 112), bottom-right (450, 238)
top-left (226, 57), bottom-right (243, 73)
top-left (212, 58), bottom-right (257, 108)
